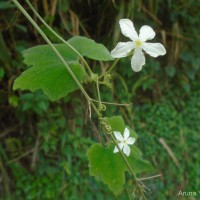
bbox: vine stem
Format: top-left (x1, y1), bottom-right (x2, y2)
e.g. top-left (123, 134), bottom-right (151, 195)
top-left (25, 0), bottom-right (133, 109)
top-left (100, 51), bottom-right (134, 79)
top-left (12, 0), bottom-right (103, 126)
top-left (25, 1), bottom-right (132, 108)
top-left (12, 1), bottom-right (146, 199)
top-left (12, 0), bottom-right (92, 102)
top-left (91, 99), bottom-right (132, 107)
top-left (25, 0), bottom-right (93, 76)
top-left (99, 58), bottom-right (120, 78)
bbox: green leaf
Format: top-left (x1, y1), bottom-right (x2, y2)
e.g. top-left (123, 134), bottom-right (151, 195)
top-left (104, 116), bottom-right (152, 173)
top-left (87, 116), bottom-right (152, 195)
top-left (87, 144), bottom-right (125, 196)
top-left (68, 36), bottom-right (114, 61)
top-left (127, 146), bottom-right (153, 173)
top-left (87, 143), bottom-right (153, 196)
top-left (22, 44), bottom-right (78, 66)
top-left (105, 116), bottom-right (137, 139)
top-left (13, 44), bottom-right (86, 101)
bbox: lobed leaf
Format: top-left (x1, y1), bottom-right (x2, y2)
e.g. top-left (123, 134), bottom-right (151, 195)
top-left (87, 116), bottom-right (153, 195)
top-left (87, 143), bottom-right (153, 196)
top-left (87, 144), bottom-right (125, 196)
top-left (13, 44), bottom-right (86, 101)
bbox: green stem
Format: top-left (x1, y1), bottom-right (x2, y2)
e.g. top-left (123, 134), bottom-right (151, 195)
top-left (13, 1), bottom-right (145, 198)
top-left (24, 0), bottom-right (103, 120)
top-left (96, 78), bottom-right (102, 107)
top-left (99, 58), bottom-right (120, 78)
top-left (107, 58), bottom-right (120, 74)
top-left (25, 0), bottom-right (93, 76)
top-left (12, 0), bottom-right (90, 102)
top-left (12, 0), bottom-right (102, 131)
top-left (100, 51), bottom-right (133, 79)
top-left (96, 79), bottom-right (106, 145)
top-left (111, 134), bottom-right (146, 200)
top-left (91, 99), bottom-right (132, 107)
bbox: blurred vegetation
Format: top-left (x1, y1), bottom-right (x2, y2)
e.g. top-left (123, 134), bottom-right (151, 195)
top-left (0, 0), bottom-right (200, 199)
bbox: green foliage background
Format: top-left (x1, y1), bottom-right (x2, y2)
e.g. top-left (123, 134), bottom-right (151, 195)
top-left (0, 0), bottom-right (200, 199)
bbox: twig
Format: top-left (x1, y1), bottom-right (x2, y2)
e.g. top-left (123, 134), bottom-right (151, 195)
top-left (138, 174), bottom-right (162, 181)
top-left (159, 138), bottom-right (180, 167)
top-left (31, 134), bottom-right (40, 169)
top-left (91, 99), bottom-right (132, 107)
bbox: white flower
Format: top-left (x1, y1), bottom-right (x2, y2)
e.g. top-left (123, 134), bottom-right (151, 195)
top-left (111, 19), bottom-right (166, 72)
top-left (113, 128), bottom-right (135, 156)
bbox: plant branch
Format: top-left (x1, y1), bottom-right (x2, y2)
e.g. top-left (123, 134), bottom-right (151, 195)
top-left (12, 0), bottom-right (91, 102)
top-left (99, 58), bottom-right (120, 78)
top-left (138, 174), bottom-right (162, 181)
top-left (12, 1), bottom-right (146, 199)
top-left (91, 99), bottom-right (132, 107)
top-left (26, 0), bottom-right (93, 76)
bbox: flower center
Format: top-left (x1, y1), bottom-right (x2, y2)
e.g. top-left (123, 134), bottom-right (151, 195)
top-left (135, 39), bottom-right (143, 48)
top-left (123, 139), bottom-right (127, 144)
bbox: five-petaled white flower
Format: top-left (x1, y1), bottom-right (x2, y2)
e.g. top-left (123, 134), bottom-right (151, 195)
top-left (113, 128), bottom-right (135, 156)
top-left (111, 19), bottom-right (166, 72)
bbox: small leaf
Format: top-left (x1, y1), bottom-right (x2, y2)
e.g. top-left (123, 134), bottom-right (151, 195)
top-left (13, 45), bottom-right (86, 101)
top-left (105, 116), bottom-right (137, 139)
top-left (68, 36), bottom-right (114, 61)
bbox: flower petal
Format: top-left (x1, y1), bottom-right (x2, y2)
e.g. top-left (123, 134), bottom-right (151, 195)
top-left (123, 144), bottom-right (131, 156)
top-left (114, 131), bottom-right (123, 141)
top-left (124, 128), bottom-right (130, 140)
top-left (127, 137), bottom-right (135, 145)
top-left (131, 48), bottom-right (145, 72)
top-left (119, 19), bottom-right (138, 41)
top-left (111, 42), bottom-right (134, 58)
top-left (143, 42), bottom-right (166, 57)
top-left (139, 25), bottom-right (155, 41)
top-left (113, 142), bottom-right (124, 153)
top-left (119, 142), bottom-right (124, 149)
top-left (113, 146), bottom-right (119, 153)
